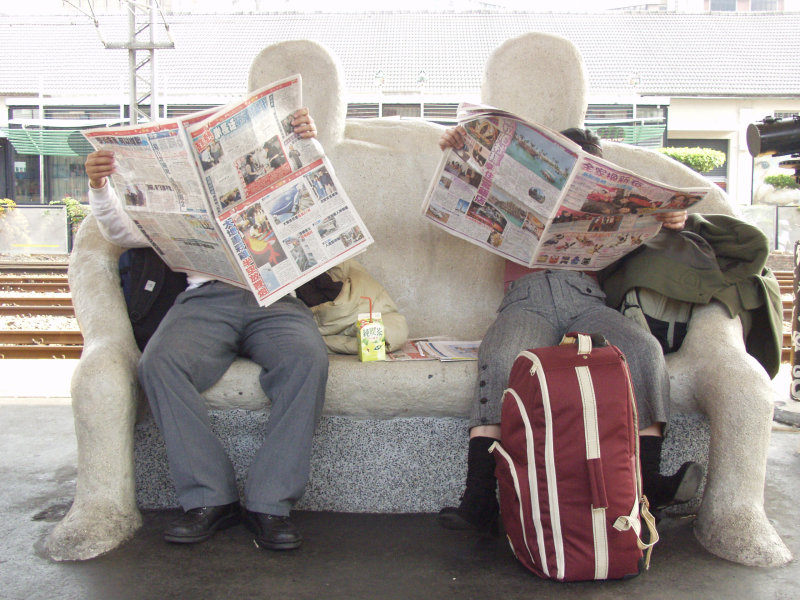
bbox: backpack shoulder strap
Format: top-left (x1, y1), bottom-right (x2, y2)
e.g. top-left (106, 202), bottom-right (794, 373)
top-left (619, 287), bottom-right (694, 354)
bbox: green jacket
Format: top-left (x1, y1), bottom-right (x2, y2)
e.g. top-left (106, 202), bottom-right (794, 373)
top-left (600, 214), bottom-right (783, 378)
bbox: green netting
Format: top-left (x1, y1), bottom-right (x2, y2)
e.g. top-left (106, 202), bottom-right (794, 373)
top-left (589, 124), bottom-right (666, 146)
top-left (2, 128), bottom-right (94, 157)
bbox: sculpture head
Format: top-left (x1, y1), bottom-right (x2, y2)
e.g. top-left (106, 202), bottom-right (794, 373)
top-left (482, 32), bottom-right (588, 133)
top-left (248, 39), bottom-right (346, 148)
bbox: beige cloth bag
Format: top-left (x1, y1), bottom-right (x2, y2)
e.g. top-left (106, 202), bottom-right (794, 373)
top-left (311, 260), bottom-right (409, 354)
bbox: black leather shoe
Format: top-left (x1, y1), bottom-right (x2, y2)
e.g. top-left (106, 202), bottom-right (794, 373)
top-left (163, 501), bottom-right (242, 544)
top-left (438, 502), bottom-right (499, 533)
top-left (662, 461), bottom-right (704, 508)
top-left (438, 484), bottom-right (500, 533)
top-left (649, 461), bottom-right (704, 510)
top-left (243, 509), bottom-right (302, 550)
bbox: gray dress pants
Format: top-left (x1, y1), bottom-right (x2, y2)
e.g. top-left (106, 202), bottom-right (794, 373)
top-left (139, 282), bottom-right (328, 516)
top-left (471, 270), bottom-right (669, 431)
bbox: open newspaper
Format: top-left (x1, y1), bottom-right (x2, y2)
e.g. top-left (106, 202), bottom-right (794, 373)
top-left (83, 75), bottom-right (372, 307)
top-left (422, 103), bottom-right (710, 271)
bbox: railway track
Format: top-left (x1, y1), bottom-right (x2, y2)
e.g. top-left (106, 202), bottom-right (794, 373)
top-left (0, 261), bottom-right (69, 274)
top-left (1, 260), bottom-right (81, 358)
top-left (0, 331), bottom-right (83, 359)
top-left (0, 261), bottom-right (797, 361)
top-left (0, 279), bottom-right (71, 293)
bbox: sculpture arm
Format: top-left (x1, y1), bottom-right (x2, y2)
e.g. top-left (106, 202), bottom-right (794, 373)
top-left (48, 215), bottom-right (143, 560)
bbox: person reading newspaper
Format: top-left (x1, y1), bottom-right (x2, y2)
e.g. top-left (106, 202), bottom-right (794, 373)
top-left (84, 109), bottom-right (326, 552)
top-left (436, 126), bottom-right (704, 533)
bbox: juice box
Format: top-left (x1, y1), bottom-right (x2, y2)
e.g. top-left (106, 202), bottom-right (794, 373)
top-left (357, 311), bottom-right (386, 362)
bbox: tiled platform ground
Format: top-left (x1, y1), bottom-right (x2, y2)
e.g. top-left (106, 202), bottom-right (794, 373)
top-left (0, 360), bottom-right (798, 599)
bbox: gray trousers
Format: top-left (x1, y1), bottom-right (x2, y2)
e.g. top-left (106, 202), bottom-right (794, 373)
top-left (138, 282), bottom-right (328, 516)
top-left (471, 270), bottom-right (669, 431)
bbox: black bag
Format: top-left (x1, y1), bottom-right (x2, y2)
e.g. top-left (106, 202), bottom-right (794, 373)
top-left (119, 247), bottom-right (188, 351)
top-left (619, 287), bottom-right (693, 354)
top-left (295, 272), bottom-right (343, 307)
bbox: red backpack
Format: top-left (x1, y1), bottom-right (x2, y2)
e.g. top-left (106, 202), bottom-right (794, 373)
top-left (491, 333), bottom-right (658, 581)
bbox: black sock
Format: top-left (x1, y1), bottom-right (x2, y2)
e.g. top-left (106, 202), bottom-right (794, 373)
top-left (640, 436), bottom-right (672, 506)
top-left (457, 436), bottom-right (498, 522)
top-left (465, 436), bottom-right (497, 490)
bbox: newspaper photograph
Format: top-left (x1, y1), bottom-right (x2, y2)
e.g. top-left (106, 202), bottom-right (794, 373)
top-left (82, 115), bottom-right (247, 284)
top-left (421, 103), bottom-right (709, 271)
top-left (416, 340), bottom-right (481, 361)
top-left (83, 75), bottom-right (373, 306)
top-left (385, 339), bottom-right (438, 362)
top-left (385, 337), bottom-right (480, 361)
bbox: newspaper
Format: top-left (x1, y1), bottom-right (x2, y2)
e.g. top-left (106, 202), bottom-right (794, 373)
top-left (417, 339), bottom-right (480, 361)
top-left (422, 103), bottom-right (710, 271)
top-left (386, 337), bottom-right (480, 362)
top-left (385, 339), bottom-right (438, 362)
top-left (83, 75), bottom-right (373, 307)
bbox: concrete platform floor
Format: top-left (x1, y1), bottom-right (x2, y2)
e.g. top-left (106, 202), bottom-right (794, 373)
top-left (1, 360), bottom-right (799, 600)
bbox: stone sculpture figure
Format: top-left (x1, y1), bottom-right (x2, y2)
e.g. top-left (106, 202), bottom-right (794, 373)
top-left (47, 33), bottom-right (790, 568)
top-left (480, 32), bottom-right (790, 568)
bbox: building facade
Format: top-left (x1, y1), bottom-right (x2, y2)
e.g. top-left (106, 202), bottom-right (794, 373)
top-left (1, 11), bottom-right (798, 247)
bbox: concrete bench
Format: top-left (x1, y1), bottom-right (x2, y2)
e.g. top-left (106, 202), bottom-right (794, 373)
top-left (47, 34), bottom-right (790, 568)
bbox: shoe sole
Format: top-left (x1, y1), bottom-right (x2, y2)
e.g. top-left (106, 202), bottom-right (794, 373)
top-left (438, 510), bottom-right (499, 534)
top-left (671, 462), bottom-right (704, 505)
top-left (438, 511), bottom-right (476, 530)
top-left (252, 537), bottom-right (302, 551)
top-left (163, 512), bottom-right (242, 544)
top-left (243, 518), bottom-right (303, 551)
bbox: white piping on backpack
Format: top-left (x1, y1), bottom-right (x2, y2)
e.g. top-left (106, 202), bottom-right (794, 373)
top-left (504, 387), bottom-right (550, 577)
top-left (490, 441), bottom-right (539, 573)
top-left (518, 351), bottom-right (565, 580)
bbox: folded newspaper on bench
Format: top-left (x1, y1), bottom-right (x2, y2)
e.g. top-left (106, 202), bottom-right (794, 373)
top-left (83, 75), bottom-right (372, 307)
top-left (422, 103), bottom-right (709, 271)
top-left (386, 338), bottom-right (480, 362)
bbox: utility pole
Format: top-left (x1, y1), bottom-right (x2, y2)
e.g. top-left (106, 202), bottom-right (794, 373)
top-left (69, 0), bottom-right (175, 125)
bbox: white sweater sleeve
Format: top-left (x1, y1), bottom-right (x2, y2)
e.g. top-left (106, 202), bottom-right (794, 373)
top-left (88, 182), bottom-right (150, 248)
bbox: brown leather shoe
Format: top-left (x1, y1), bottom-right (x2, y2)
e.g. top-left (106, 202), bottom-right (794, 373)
top-left (163, 501), bottom-right (241, 544)
top-left (243, 509), bottom-right (302, 550)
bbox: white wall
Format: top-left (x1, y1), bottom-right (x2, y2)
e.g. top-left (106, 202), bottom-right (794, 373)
top-left (667, 97), bottom-right (800, 205)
